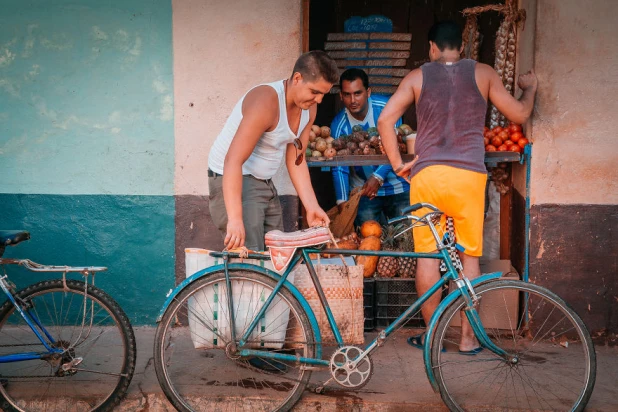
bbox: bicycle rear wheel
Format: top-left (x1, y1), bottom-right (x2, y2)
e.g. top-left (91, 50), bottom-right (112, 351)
top-left (0, 279), bottom-right (136, 412)
top-left (431, 279), bottom-right (596, 411)
top-left (154, 269), bottom-right (315, 412)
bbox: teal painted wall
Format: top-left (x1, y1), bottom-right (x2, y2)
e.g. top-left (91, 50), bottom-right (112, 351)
top-left (0, 0), bottom-right (174, 195)
top-left (0, 194), bottom-right (174, 324)
top-left (0, 0), bottom-right (175, 324)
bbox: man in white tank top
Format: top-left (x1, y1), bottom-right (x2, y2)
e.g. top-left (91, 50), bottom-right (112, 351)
top-left (208, 51), bottom-right (339, 250)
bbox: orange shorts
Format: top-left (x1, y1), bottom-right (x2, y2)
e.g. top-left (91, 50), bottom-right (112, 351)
top-left (410, 165), bottom-right (487, 257)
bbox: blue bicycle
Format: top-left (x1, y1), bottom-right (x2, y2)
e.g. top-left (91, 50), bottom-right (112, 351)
top-left (154, 203), bottom-right (596, 411)
top-left (0, 231), bottom-right (136, 411)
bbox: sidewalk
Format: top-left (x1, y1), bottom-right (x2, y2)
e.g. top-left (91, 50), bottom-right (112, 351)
top-left (116, 327), bottom-right (618, 411)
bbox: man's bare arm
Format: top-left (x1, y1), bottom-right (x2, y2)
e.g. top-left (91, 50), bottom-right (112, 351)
top-left (286, 106), bottom-right (330, 227)
top-left (481, 64), bottom-right (538, 125)
top-left (377, 69), bottom-right (421, 180)
top-left (222, 86), bottom-right (278, 249)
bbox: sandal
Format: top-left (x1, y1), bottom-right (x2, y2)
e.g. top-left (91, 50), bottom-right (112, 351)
top-left (407, 332), bottom-right (446, 352)
top-left (458, 346), bottom-right (484, 356)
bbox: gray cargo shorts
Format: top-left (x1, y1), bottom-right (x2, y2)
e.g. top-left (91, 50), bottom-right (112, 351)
top-left (208, 172), bottom-right (284, 251)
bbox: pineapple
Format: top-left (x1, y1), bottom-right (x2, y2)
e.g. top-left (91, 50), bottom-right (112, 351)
top-left (397, 226), bottom-right (416, 278)
top-left (377, 225), bottom-right (399, 278)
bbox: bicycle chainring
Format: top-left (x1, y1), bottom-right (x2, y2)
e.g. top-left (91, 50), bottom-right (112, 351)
top-left (329, 346), bottom-right (373, 389)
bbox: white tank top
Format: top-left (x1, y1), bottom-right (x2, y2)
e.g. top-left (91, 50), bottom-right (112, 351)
top-left (208, 80), bottom-right (310, 180)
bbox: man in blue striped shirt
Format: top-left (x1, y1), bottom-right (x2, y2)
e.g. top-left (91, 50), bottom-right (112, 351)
top-left (331, 69), bottom-right (410, 227)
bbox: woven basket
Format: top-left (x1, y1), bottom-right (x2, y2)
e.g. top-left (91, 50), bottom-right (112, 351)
top-left (288, 263), bottom-right (364, 345)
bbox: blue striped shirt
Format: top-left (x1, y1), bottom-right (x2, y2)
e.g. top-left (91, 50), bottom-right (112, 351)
top-left (330, 95), bottom-right (410, 202)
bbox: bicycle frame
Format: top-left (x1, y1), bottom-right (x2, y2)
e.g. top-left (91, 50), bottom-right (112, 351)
top-left (0, 258), bottom-right (107, 364)
top-left (0, 276), bottom-right (63, 362)
top-left (159, 245), bottom-right (505, 391)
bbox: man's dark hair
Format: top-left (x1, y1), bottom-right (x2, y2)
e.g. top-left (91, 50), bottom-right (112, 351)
top-left (292, 50), bottom-right (339, 84)
top-left (428, 20), bottom-right (462, 51)
top-left (339, 68), bottom-right (369, 90)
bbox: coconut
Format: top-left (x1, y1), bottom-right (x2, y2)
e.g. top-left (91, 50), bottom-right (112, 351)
top-left (324, 147), bottom-right (337, 159)
top-left (315, 138), bottom-right (327, 153)
top-left (311, 125), bottom-right (321, 137)
top-left (309, 130), bottom-right (317, 142)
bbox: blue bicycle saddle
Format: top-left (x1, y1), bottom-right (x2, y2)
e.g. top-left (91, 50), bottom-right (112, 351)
top-left (0, 231), bottom-right (30, 246)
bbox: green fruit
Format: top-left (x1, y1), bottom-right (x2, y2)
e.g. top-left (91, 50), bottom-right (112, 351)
top-left (352, 125), bottom-right (363, 133)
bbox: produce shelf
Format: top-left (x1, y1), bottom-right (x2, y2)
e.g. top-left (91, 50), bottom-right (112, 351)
top-left (307, 152), bottom-right (520, 167)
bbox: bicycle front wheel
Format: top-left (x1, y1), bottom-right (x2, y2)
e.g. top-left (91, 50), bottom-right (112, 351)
top-left (0, 279), bottom-right (137, 412)
top-left (431, 279), bottom-right (596, 411)
top-left (154, 269), bottom-right (315, 412)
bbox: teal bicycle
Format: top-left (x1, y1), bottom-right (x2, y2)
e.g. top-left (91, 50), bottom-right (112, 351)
top-left (154, 203), bottom-right (596, 411)
top-left (0, 231), bottom-right (136, 411)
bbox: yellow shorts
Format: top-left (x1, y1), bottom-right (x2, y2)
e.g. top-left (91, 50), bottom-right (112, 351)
top-left (410, 165), bottom-right (487, 257)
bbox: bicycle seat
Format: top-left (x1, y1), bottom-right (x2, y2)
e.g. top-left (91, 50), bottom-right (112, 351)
top-left (265, 227), bottom-right (331, 248)
top-left (0, 231), bottom-right (30, 247)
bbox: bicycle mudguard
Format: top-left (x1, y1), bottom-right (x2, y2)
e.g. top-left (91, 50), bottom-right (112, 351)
top-left (157, 263), bottom-right (324, 358)
top-left (423, 271), bottom-right (503, 392)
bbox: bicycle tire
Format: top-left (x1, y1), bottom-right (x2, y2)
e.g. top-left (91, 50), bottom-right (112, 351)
top-left (430, 279), bottom-right (596, 412)
top-left (0, 279), bottom-right (137, 412)
top-left (154, 269), bottom-right (315, 412)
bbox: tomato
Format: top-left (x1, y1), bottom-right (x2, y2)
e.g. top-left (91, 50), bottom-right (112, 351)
top-left (485, 144), bottom-right (497, 152)
top-left (484, 130), bottom-right (495, 139)
top-left (498, 144), bottom-right (508, 152)
top-left (509, 144), bottom-right (522, 153)
top-left (503, 139), bottom-right (513, 146)
top-left (498, 130), bottom-right (509, 141)
top-left (492, 126), bottom-right (503, 134)
top-left (491, 136), bottom-right (503, 147)
top-left (518, 138), bottom-right (529, 148)
top-left (510, 131), bottom-right (523, 143)
top-left (484, 126), bottom-right (489, 133)
top-left (483, 137), bottom-right (489, 146)
top-left (508, 123), bottom-right (522, 134)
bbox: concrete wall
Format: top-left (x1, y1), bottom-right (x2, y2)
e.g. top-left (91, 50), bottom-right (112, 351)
top-left (530, 0), bottom-right (618, 205)
top-left (0, 0), bottom-right (175, 324)
top-left (528, 0), bottom-right (618, 334)
top-left (173, 0), bottom-right (302, 197)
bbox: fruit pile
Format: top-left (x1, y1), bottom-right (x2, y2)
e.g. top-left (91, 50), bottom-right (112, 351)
top-left (484, 122), bottom-right (529, 153)
top-left (324, 220), bottom-right (415, 279)
top-left (307, 124), bottom-right (414, 159)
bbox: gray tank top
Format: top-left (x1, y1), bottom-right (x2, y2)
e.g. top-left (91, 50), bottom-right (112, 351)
top-left (411, 59), bottom-right (487, 178)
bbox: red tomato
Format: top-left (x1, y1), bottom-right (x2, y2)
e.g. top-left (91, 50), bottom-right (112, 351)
top-left (504, 140), bottom-right (514, 147)
top-left (484, 126), bottom-right (489, 133)
top-left (498, 130), bottom-right (509, 141)
top-left (498, 144), bottom-right (508, 152)
top-left (484, 130), bottom-right (495, 139)
top-left (485, 144), bottom-right (497, 152)
top-left (491, 136), bottom-right (503, 147)
top-left (492, 126), bottom-right (503, 134)
top-left (510, 144), bottom-right (522, 153)
top-left (510, 132), bottom-right (523, 143)
top-left (508, 123), bottom-right (522, 134)
top-left (483, 137), bottom-right (489, 146)
top-left (518, 138), bottom-right (529, 148)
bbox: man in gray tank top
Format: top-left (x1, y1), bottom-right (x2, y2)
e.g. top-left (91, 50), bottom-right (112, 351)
top-left (378, 21), bottom-right (537, 353)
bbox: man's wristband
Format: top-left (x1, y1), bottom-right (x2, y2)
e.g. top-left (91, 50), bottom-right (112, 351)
top-left (394, 163), bottom-right (405, 174)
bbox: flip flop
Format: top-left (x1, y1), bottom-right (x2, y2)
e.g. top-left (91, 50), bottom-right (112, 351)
top-left (407, 332), bottom-right (446, 352)
top-left (459, 346), bottom-right (484, 356)
top-left (407, 333), bottom-right (425, 350)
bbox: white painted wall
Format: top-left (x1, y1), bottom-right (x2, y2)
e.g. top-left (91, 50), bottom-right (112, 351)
top-left (173, 0), bottom-right (302, 196)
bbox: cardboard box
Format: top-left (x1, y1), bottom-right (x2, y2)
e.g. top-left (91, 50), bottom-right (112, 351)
top-left (449, 260), bottom-right (519, 330)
